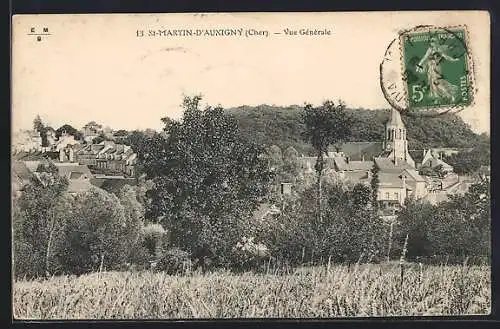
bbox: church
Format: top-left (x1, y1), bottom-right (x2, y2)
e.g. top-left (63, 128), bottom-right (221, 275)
top-left (299, 108), bottom-right (452, 214)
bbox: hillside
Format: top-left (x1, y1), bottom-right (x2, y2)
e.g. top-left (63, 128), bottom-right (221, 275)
top-left (225, 105), bottom-right (486, 156)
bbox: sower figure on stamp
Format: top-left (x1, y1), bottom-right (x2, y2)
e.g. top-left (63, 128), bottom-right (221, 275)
top-left (415, 36), bottom-right (460, 103)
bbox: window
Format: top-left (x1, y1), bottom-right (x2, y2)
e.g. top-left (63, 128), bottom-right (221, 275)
top-left (394, 192), bottom-right (399, 200)
top-left (385, 192), bottom-right (389, 199)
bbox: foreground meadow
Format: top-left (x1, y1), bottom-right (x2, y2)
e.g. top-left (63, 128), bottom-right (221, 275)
top-left (13, 263), bottom-right (490, 319)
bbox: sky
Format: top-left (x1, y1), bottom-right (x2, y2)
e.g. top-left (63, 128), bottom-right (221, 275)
top-left (12, 11), bottom-right (490, 134)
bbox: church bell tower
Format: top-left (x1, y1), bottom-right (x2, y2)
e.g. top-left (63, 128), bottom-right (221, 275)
top-left (384, 108), bottom-right (415, 167)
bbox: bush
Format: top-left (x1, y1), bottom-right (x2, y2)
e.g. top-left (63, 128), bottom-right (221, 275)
top-left (393, 181), bottom-right (490, 263)
top-left (154, 248), bottom-right (192, 274)
top-left (232, 237), bottom-right (270, 272)
top-left (258, 181), bottom-right (385, 267)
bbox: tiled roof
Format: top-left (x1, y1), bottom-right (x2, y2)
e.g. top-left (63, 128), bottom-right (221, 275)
top-left (332, 157), bottom-right (347, 170)
top-left (374, 157), bottom-right (413, 172)
top-left (343, 171), bottom-right (371, 184)
top-left (24, 160), bottom-right (43, 172)
top-left (345, 161), bottom-right (374, 171)
top-left (54, 163), bottom-right (92, 179)
top-left (424, 191), bottom-right (450, 205)
top-left (378, 172), bottom-right (404, 188)
top-left (67, 179), bottom-right (94, 194)
top-left (408, 150), bottom-right (425, 164)
top-left (403, 168), bottom-right (426, 182)
top-left (14, 152), bottom-right (45, 161)
top-left (69, 172), bottom-right (84, 179)
top-left (333, 142), bottom-right (384, 161)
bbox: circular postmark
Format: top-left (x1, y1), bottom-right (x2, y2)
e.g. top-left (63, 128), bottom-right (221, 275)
top-left (380, 25), bottom-right (475, 117)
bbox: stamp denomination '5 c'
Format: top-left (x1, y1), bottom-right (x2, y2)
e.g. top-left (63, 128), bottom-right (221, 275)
top-left (400, 26), bottom-right (473, 111)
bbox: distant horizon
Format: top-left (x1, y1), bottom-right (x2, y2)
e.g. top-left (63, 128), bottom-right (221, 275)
top-left (12, 103), bottom-right (490, 138)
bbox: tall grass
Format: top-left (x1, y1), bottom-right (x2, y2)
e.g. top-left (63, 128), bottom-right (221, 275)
top-left (13, 263), bottom-right (490, 319)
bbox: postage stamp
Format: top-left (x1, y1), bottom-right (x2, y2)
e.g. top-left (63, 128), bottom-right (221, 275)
top-left (399, 26), bottom-right (474, 111)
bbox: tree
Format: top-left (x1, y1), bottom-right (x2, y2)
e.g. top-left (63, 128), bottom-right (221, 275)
top-left (282, 146), bottom-right (300, 182)
top-left (56, 188), bottom-right (132, 274)
top-left (437, 180), bottom-right (490, 258)
top-left (92, 132), bottom-right (114, 144)
top-left (144, 95), bottom-right (272, 268)
top-left (114, 129), bottom-right (129, 137)
top-left (394, 200), bottom-right (437, 259)
top-left (266, 145), bottom-right (283, 173)
top-left (394, 180), bottom-right (490, 264)
top-left (117, 185), bottom-right (146, 262)
top-left (123, 130), bottom-right (157, 175)
top-left (83, 121), bottom-right (103, 132)
top-left (55, 124), bottom-right (83, 140)
top-left (301, 100), bottom-right (352, 222)
top-left (13, 163), bottom-right (69, 278)
top-left (259, 181), bottom-right (384, 265)
top-left (33, 115), bottom-right (49, 147)
top-left (444, 142), bottom-right (490, 175)
top-left (370, 164), bottom-right (380, 211)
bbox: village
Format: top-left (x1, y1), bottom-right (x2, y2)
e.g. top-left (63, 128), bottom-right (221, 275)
top-left (11, 108), bottom-right (490, 220)
top-left (11, 121), bottom-right (139, 196)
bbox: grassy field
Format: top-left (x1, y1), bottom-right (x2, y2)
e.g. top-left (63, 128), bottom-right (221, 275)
top-left (13, 263), bottom-right (490, 319)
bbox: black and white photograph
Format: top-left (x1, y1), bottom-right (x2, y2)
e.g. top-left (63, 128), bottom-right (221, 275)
top-left (11, 11), bottom-right (491, 319)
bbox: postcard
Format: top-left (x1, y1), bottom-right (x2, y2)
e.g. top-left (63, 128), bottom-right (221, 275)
top-left (11, 11), bottom-right (491, 319)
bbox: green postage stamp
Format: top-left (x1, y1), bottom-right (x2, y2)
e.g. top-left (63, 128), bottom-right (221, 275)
top-left (400, 26), bottom-right (473, 110)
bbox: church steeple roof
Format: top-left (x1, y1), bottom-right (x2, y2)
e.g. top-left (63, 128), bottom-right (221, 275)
top-left (387, 108), bottom-right (404, 127)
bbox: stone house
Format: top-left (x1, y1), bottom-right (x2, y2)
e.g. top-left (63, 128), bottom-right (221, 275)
top-left (72, 140), bottom-right (137, 177)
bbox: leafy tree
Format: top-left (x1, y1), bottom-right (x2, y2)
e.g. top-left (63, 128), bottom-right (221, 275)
top-left (55, 124), bottom-right (83, 140)
top-left (83, 121), bottom-right (103, 132)
top-left (301, 100), bottom-right (352, 222)
top-left (117, 185), bottom-right (145, 261)
top-left (266, 145), bottom-right (283, 173)
top-left (56, 188), bottom-right (132, 274)
top-left (394, 200), bottom-right (436, 259)
top-left (437, 180), bottom-right (490, 258)
top-left (282, 146), bottom-right (300, 182)
top-left (444, 142), bottom-right (490, 175)
top-left (92, 132), bottom-right (114, 144)
top-left (13, 163), bottom-right (69, 278)
top-left (259, 181), bottom-right (384, 265)
top-left (394, 180), bottom-right (490, 263)
top-left (144, 95), bottom-right (272, 268)
top-left (123, 130), bottom-right (159, 176)
top-left (370, 164), bottom-right (380, 211)
top-left (114, 129), bottom-right (129, 137)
